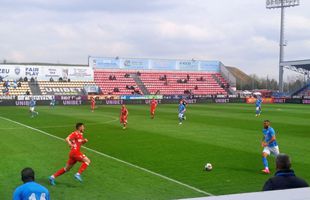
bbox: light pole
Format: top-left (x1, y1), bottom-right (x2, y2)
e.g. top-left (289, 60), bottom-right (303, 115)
top-left (278, 2), bottom-right (285, 92)
top-left (266, 0), bottom-right (300, 93)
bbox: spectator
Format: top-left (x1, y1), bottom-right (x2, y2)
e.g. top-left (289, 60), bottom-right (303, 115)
top-left (4, 87), bottom-right (9, 95)
top-left (263, 154), bottom-right (309, 191)
top-left (184, 89), bottom-right (191, 94)
top-left (30, 77), bottom-right (35, 82)
top-left (0, 76), bottom-right (3, 82)
top-left (5, 80), bottom-right (10, 88)
top-left (26, 90), bottom-right (30, 95)
top-left (187, 74), bottom-right (190, 81)
top-left (19, 77), bottom-right (23, 82)
top-left (194, 85), bottom-right (198, 90)
top-left (58, 77), bottom-right (63, 82)
top-left (178, 79), bottom-right (187, 83)
top-left (137, 71), bottom-right (141, 76)
top-left (197, 76), bottom-right (205, 81)
top-left (17, 82), bottom-right (22, 87)
top-left (109, 75), bottom-right (113, 80)
top-left (24, 77), bottom-right (28, 82)
top-left (160, 75), bottom-right (168, 81)
top-left (164, 80), bottom-right (168, 86)
top-left (134, 88), bottom-right (140, 94)
top-left (113, 87), bottom-right (120, 92)
top-left (49, 77), bottom-right (54, 82)
top-left (13, 167), bottom-right (50, 200)
top-left (124, 73), bottom-right (130, 78)
top-left (13, 80), bottom-right (17, 89)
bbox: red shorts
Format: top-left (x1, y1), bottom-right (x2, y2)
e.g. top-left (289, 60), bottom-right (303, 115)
top-left (150, 108), bottom-right (156, 114)
top-left (120, 116), bottom-right (127, 124)
top-left (67, 151), bottom-right (86, 165)
top-left (91, 104), bottom-right (95, 108)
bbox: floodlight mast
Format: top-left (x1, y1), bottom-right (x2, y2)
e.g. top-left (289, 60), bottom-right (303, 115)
top-left (266, 0), bottom-right (300, 92)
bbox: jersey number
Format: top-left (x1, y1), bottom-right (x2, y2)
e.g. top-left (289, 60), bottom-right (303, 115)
top-left (29, 193), bottom-right (46, 200)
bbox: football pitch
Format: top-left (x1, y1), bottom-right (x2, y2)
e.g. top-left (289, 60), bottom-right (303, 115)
top-left (0, 103), bottom-right (309, 199)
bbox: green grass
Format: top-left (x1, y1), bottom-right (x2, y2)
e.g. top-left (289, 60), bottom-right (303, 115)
top-left (0, 103), bottom-right (309, 199)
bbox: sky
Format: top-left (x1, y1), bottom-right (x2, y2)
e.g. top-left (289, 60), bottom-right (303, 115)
top-left (0, 0), bottom-right (309, 79)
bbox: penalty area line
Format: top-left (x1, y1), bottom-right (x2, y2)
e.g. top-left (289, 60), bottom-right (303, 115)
top-left (0, 116), bottom-right (213, 196)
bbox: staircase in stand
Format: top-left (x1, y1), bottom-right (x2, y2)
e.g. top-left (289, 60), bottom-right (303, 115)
top-left (131, 73), bottom-right (150, 95)
top-left (28, 81), bottom-right (42, 95)
top-left (211, 74), bottom-right (233, 95)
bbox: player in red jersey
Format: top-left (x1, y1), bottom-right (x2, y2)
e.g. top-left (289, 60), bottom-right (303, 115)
top-left (120, 104), bottom-right (128, 129)
top-left (150, 98), bottom-right (158, 119)
top-left (90, 97), bottom-right (96, 112)
top-left (48, 123), bottom-right (91, 185)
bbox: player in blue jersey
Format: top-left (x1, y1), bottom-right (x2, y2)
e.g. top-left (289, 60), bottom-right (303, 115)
top-left (13, 167), bottom-right (50, 200)
top-left (255, 96), bottom-right (263, 117)
top-left (29, 98), bottom-right (38, 118)
top-left (261, 120), bottom-right (280, 174)
top-left (178, 100), bottom-right (186, 125)
top-left (181, 99), bottom-right (187, 120)
top-left (50, 97), bottom-right (56, 108)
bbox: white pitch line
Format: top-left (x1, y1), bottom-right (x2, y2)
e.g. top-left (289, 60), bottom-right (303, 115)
top-left (0, 118), bottom-right (119, 130)
top-left (0, 116), bottom-right (213, 196)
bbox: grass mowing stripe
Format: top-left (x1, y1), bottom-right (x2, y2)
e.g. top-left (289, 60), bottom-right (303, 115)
top-left (0, 115), bottom-right (213, 197)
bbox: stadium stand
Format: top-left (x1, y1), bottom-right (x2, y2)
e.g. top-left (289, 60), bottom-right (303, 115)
top-left (1, 70), bottom-right (230, 96)
top-left (94, 70), bottom-right (228, 95)
top-left (1, 81), bottom-right (32, 96)
top-left (291, 83), bottom-right (310, 97)
top-left (38, 81), bottom-right (95, 95)
top-left (94, 70), bottom-right (142, 95)
top-left (140, 71), bottom-right (227, 95)
top-left (302, 87), bottom-right (310, 96)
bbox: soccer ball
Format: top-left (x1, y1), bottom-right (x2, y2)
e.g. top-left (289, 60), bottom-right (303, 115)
top-left (204, 163), bottom-right (212, 171)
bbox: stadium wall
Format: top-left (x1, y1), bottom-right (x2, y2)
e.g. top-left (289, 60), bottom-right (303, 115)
top-left (0, 64), bottom-right (93, 81)
top-left (1, 95), bottom-right (310, 106)
top-left (89, 56), bottom-right (221, 72)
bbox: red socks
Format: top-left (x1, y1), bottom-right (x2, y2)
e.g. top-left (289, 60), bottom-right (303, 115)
top-left (53, 162), bottom-right (89, 178)
top-left (53, 168), bottom-right (66, 178)
top-left (78, 162), bottom-right (89, 174)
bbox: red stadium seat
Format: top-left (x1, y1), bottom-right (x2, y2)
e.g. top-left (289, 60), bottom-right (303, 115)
top-left (94, 70), bottom-right (228, 95)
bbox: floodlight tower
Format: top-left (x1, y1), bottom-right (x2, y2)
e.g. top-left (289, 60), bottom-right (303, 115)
top-left (266, 0), bottom-right (300, 92)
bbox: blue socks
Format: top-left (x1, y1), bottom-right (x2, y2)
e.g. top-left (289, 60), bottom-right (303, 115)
top-left (262, 157), bottom-right (268, 169)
